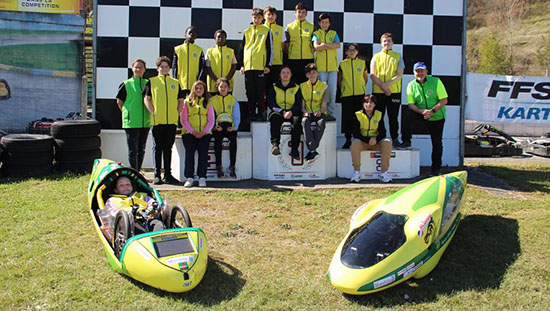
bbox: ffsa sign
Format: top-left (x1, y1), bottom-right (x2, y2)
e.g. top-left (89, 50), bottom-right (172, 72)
top-left (466, 73), bottom-right (550, 125)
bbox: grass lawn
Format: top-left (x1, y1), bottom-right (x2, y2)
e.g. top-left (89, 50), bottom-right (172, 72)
top-left (0, 163), bottom-right (548, 310)
top-left (0, 43), bottom-right (79, 72)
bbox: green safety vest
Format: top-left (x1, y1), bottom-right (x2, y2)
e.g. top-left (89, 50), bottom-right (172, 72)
top-left (372, 49), bottom-right (402, 93)
top-left (339, 58), bottom-right (366, 97)
top-left (300, 79), bottom-right (327, 113)
top-left (356, 109), bottom-right (382, 137)
top-left (121, 77), bottom-right (151, 128)
top-left (407, 76), bottom-right (448, 121)
top-left (286, 19), bottom-right (314, 60)
top-left (313, 29), bottom-right (338, 72)
top-left (265, 22), bottom-right (283, 66)
top-left (174, 42), bottom-right (203, 90)
top-left (184, 98), bottom-right (211, 133)
top-left (243, 24), bottom-right (271, 71)
top-left (273, 83), bottom-right (300, 110)
top-left (150, 75), bottom-right (180, 126)
top-left (210, 94), bottom-right (236, 125)
top-left (206, 45), bottom-right (235, 93)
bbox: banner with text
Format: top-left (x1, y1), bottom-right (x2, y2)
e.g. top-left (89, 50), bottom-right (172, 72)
top-left (0, 0), bottom-right (79, 15)
top-left (466, 72), bottom-right (550, 124)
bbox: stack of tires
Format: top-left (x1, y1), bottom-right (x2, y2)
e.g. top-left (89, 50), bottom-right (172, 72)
top-left (51, 120), bottom-right (102, 173)
top-left (0, 134), bottom-right (54, 177)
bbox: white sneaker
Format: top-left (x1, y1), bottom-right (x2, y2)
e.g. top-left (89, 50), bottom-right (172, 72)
top-left (378, 171), bottom-right (392, 183)
top-left (183, 178), bottom-right (194, 188)
top-left (198, 177), bottom-right (207, 187)
top-left (350, 171), bottom-right (361, 183)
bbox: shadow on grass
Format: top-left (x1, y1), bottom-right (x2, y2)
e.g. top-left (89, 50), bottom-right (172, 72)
top-left (0, 171), bottom-right (88, 185)
top-left (126, 256), bottom-right (245, 306)
top-left (345, 214), bottom-right (521, 307)
top-left (476, 165), bottom-right (550, 193)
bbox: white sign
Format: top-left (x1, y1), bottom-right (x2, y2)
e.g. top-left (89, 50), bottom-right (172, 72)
top-left (465, 73), bottom-right (550, 124)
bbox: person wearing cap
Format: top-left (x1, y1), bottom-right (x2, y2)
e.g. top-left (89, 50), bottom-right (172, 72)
top-left (370, 32), bottom-right (405, 147)
top-left (399, 62), bottom-right (448, 176)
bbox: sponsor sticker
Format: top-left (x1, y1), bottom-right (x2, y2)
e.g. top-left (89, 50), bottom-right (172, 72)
top-left (183, 281), bottom-right (192, 287)
top-left (136, 244), bottom-right (151, 261)
top-left (374, 275), bottom-right (396, 289)
top-left (199, 236), bottom-right (203, 250)
top-left (179, 262), bottom-right (188, 270)
top-left (167, 255), bottom-right (194, 266)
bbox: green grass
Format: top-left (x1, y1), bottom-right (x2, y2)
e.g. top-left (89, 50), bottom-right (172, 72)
top-left (0, 164), bottom-right (549, 310)
top-left (0, 43), bottom-right (79, 71)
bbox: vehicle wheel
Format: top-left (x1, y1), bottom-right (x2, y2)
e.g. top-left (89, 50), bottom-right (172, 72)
top-left (162, 206), bottom-right (172, 228)
top-left (50, 120), bottom-right (101, 138)
top-left (113, 210), bottom-right (132, 258)
top-left (169, 205), bottom-right (193, 228)
top-left (54, 148), bottom-right (101, 163)
top-left (54, 136), bottom-right (101, 151)
top-left (0, 134), bottom-right (53, 152)
top-left (1, 150), bottom-right (53, 166)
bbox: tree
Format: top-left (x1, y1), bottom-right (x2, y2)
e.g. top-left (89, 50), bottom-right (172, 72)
top-left (535, 36), bottom-right (550, 76)
top-left (477, 33), bottom-right (511, 75)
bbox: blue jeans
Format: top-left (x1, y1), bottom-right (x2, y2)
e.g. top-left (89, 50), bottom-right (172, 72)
top-left (318, 71), bottom-right (337, 118)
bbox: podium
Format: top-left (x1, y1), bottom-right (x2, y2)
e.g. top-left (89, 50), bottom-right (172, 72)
top-left (252, 121), bottom-right (337, 180)
top-left (336, 149), bottom-right (420, 180)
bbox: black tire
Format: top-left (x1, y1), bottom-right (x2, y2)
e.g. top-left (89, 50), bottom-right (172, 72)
top-left (2, 163), bottom-right (53, 178)
top-left (54, 136), bottom-right (101, 151)
top-left (169, 205), bottom-right (193, 228)
top-left (0, 134), bottom-right (53, 152)
top-left (54, 149), bottom-right (101, 163)
top-left (50, 120), bottom-right (101, 138)
top-left (162, 206), bottom-right (172, 228)
top-left (113, 210), bottom-right (132, 258)
top-left (1, 150), bottom-right (53, 166)
top-left (55, 161), bottom-right (94, 173)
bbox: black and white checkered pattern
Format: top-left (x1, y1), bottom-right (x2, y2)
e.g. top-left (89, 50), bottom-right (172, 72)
top-left (95, 0), bottom-right (464, 133)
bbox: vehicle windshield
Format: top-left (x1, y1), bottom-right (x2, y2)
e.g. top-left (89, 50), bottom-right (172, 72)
top-left (341, 211), bottom-right (407, 269)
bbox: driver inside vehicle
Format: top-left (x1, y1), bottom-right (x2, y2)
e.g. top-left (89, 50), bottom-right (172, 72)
top-left (104, 176), bottom-right (165, 234)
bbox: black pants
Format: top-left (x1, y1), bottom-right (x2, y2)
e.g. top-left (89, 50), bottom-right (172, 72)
top-left (244, 70), bottom-right (266, 118)
top-left (151, 124), bottom-right (176, 177)
top-left (374, 93), bottom-right (401, 141)
top-left (125, 127), bottom-right (149, 170)
top-left (269, 111), bottom-right (302, 150)
top-left (302, 114), bottom-right (326, 151)
top-left (213, 130), bottom-right (237, 167)
top-left (401, 109), bottom-right (445, 171)
top-left (182, 133), bottom-right (212, 179)
top-left (287, 59), bottom-right (313, 84)
top-left (340, 95), bottom-right (364, 139)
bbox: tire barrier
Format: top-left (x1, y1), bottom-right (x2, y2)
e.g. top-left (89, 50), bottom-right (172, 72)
top-left (52, 120), bottom-right (101, 173)
top-left (0, 134), bottom-right (54, 178)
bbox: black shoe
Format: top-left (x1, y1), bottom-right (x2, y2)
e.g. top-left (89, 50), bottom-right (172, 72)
top-left (396, 141), bottom-right (411, 149)
top-left (307, 151), bottom-right (319, 163)
top-left (153, 176), bottom-right (163, 185)
top-left (271, 144), bottom-right (281, 155)
top-left (305, 151), bottom-right (314, 161)
top-left (327, 115), bottom-right (336, 121)
top-left (256, 112), bottom-right (266, 122)
top-left (163, 174), bottom-right (180, 184)
top-left (289, 149), bottom-right (300, 161)
top-left (392, 139), bottom-right (401, 148)
top-left (342, 139), bottom-right (351, 149)
top-left (216, 165), bottom-right (224, 178)
top-left (429, 169), bottom-right (441, 177)
top-left (228, 165), bottom-right (236, 178)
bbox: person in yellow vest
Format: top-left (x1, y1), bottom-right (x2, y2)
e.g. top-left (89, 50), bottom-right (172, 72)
top-left (284, 2), bottom-right (314, 84)
top-left (173, 26), bottom-right (204, 96)
top-left (264, 6), bottom-right (285, 90)
top-left (238, 8), bottom-right (273, 122)
top-left (267, 65), bottom-right (303, 160)
top-left (180, 80), bottom-right (215, 188)
top-left (338, 43), bottom-right (369, 149)
top-left (300, 63), bottom-right (329, 163)
top-left (370, 32), bottom-right (405, 147)
top-left (350, 95), bottom-right (392, 183)
top-left (211, 78), bottom-right (240, 178)
top-left (143, 56), bottom-right (185, 185)
top-left (312, 13), bottom-right (341, 121)
top-left (115, 59), bottom-right (154, 171)
top-left (205, 29), bottom-right (237, 96)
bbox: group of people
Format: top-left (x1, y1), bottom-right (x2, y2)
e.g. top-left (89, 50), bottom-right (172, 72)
top-left (115, 3), bottom-right (449, 186)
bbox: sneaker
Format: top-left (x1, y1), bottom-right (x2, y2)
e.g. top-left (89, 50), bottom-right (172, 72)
top-left (305, 151), bottom-right (314, 161)
top-left (153, 176), bottom-right (163, 185)
top-left (183, 178), bottom-right (194, 188)
top-left (228, 166), bottom-right (236, 178)
top-left (350, 171), bottom-right (361, 183)
top-left (378, 171), bottom-right (392, 183)
top-left (392, 139), bottom-right (401, 148)
top-left (396, 141), bottom-right (411, 149)
top-left (289, 149), bottom-right (300, 161)
top-left (163, 174), bottom-right (180, 184)
top-left (216, 165), bottom-right (224, 178)
top-left (198, 177), bottom-right (207, 187)
top-left (307, 151), bottom-right (319, 163)
top-left (271, 144), bottom-right (281, 155)
top-left (327, 115), bottom-right (336, 121)
top-left (342, 139), bottom-right (351, 149)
